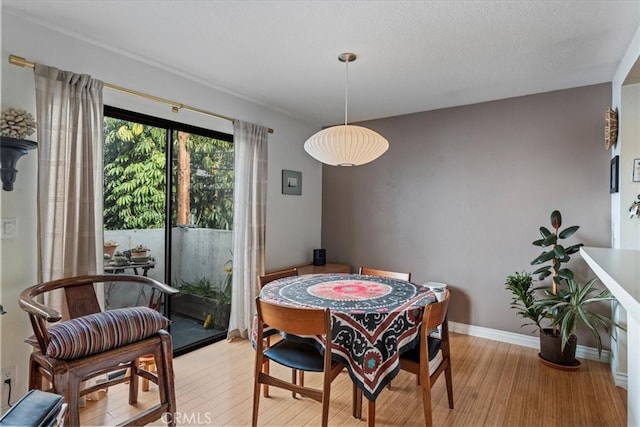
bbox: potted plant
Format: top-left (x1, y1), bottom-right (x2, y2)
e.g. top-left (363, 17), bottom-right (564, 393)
top-left (104, 239), bottom-right (118, 258)
top-left (130, 244), bottom-right (149, 258)
top-left (172, 272), bottom-right (232, 330)
top-left (111, 251), bottom-right (129, 266)
top-left (505, 210), bottom-right (622, 368)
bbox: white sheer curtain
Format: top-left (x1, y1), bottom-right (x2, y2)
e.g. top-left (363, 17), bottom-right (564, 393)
top-left (34, 64), bottom-right (104, 316)
top-left (227, 120), bottom-right (268, 339)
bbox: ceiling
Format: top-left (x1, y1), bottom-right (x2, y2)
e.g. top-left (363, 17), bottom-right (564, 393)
top-left (3, 1), bottom-right (639, 128)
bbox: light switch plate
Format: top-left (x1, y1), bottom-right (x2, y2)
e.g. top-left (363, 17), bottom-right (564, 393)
top-left (1, 218), bottom-right (17, 239)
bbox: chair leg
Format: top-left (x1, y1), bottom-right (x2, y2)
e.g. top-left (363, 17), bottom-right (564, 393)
top-left (292, 370), bottom-right (305, 399)
top-left (159, 333), bottom-right (177, 426)
top-left (445, 363), bottom-right (454, 409)
top-left (129, 361), bottom-right (139, 405)
top-left (262, 360), bottom-right (270, 397)
top-left (352, 384), bottom-right (362, 419)
top-left (28, 355), bottom-right (41, 390)
top-left (291, 369), bottom-right (298, 398)
top-left (420, 374), bottom-right (433, 427)
top-left (321, 381), bottom-right (330, 427)
top-left (53, 369), bottom-right (76, 427)
top-left (68, 373), bottom-right (83, 427)
top-left (252, 372), bottom-right (262, 426)
top-left (139, 356), bottom-right (156, 392)
top-left (367, 400), bottom-right (376, 427)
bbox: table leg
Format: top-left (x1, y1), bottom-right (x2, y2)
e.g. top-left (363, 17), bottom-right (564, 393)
top-left (352, 383), bottom-right (362, 419)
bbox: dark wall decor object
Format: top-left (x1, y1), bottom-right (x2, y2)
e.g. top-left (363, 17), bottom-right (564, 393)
top-left (604, 107), bottom-right (618, 150)
top-left (0, 136), bottom-right (37, 191)
top-left (282, 169), bottom-right (302, 195)
top-left (610, 155), bottom-right (619, 194)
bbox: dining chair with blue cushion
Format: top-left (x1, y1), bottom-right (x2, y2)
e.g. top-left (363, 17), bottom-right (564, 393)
top-left (257, 268), bottom-right (299, 397)
top-left (398, 288), bottom-right (453, 426)
top-left (252, 297), bottom-right (343, 427)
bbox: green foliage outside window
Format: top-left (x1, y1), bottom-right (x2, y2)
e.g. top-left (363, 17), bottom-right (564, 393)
top-left (103, 117), bottom-right (234, 230)
top-left (173, 133), bottom-right (234, 230)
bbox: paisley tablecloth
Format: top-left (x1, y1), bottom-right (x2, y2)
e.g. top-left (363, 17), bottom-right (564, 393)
top-left (256, 273), bottom-right (436, 402)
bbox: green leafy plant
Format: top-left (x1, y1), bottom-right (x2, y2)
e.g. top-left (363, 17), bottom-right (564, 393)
top-left (530, 210), bottom-right (583, 295)
top-left (178, 277), bottom-right (219, 299)
top-left (504, 271), bottom-right (545, 332)
top-left (178, 272), bottom-right (231, 304)
top-left (534, 278), bottom-right (618, 356)
top-left (505, 210), bottom-right (622, 358)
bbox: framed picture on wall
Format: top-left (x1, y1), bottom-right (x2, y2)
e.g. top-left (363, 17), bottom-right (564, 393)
top-left (633, 158), bottom-right (640, 182)
top-left (282, 170), bottom-right (302, 195)
top-left (610, 156), bottom-right (619, 193)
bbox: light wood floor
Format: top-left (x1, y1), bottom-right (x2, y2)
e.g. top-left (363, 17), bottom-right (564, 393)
top-left (80, 333), bottom-right (627, 426)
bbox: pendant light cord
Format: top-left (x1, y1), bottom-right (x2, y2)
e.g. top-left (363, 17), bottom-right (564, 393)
top-left (344, 58), bottom-right (349, 126)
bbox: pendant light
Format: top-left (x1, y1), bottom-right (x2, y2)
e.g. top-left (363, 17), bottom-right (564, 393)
top-left (304, 53), bottom-right (389, 166)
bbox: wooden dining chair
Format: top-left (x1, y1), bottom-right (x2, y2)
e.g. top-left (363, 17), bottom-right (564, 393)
top-left (252, 297), bottom-right (344, 427)
top-left (353, 290), bottom-right (452, 426)
top-left (257, 268), bottom-right (298, 288)
top-left (18, 274), bottom-right (178, 426)
top-left (257, 268), bottom-right (298, 397)
top-left (358, 266), bottom-right (412, 282)
top-left (398, 289), bottom-right (453, 426)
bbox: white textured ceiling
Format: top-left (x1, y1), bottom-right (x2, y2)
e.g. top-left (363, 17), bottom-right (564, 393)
top-left (3, 1), bottom-right (639, 127)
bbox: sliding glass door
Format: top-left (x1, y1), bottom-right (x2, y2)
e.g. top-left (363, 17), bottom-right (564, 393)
top-left (169, 129), bottom-right (234, 353)
top-left (102, 106), bottom-right (233, 354)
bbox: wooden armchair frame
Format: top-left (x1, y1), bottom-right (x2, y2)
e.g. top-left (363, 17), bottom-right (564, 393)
top-left (19, 274), bottom-right (178, 426)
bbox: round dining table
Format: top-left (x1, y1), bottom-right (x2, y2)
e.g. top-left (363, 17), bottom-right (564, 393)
top-left (257, 273), bottom-right (436, 403)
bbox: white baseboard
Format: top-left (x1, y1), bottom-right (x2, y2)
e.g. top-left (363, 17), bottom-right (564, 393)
top-left (614, 372), bottom-right (628, 389)
top-left (449, 321), bottom-right (611, 363)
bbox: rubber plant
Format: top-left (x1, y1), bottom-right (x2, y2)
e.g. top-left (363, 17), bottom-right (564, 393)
top-left (506, 210), bottom-right (623, 361)
top-left (530, 210), bottom-right (583, 296)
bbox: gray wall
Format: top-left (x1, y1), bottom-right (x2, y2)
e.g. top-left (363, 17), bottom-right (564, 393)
top-left (322, 84), bottom-right (612, 348)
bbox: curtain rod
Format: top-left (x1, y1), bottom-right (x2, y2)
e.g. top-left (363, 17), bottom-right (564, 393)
top-left (8, 54), bottom-right (274, 134)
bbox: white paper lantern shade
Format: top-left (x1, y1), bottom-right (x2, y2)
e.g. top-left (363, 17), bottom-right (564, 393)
top-left (304, 52), bottom-right (389, 167)
top-left (304, 125), bottom-right (389, 167)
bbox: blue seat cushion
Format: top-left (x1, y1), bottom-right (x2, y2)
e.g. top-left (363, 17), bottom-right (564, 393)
top-left (264, 339), bottom-right (325, 372)
top-left (400, 337), bottom-right (441, 363)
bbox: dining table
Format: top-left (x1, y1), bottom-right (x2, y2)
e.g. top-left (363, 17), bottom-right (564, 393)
top-left (255, 273), bottom-right (436, 414)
